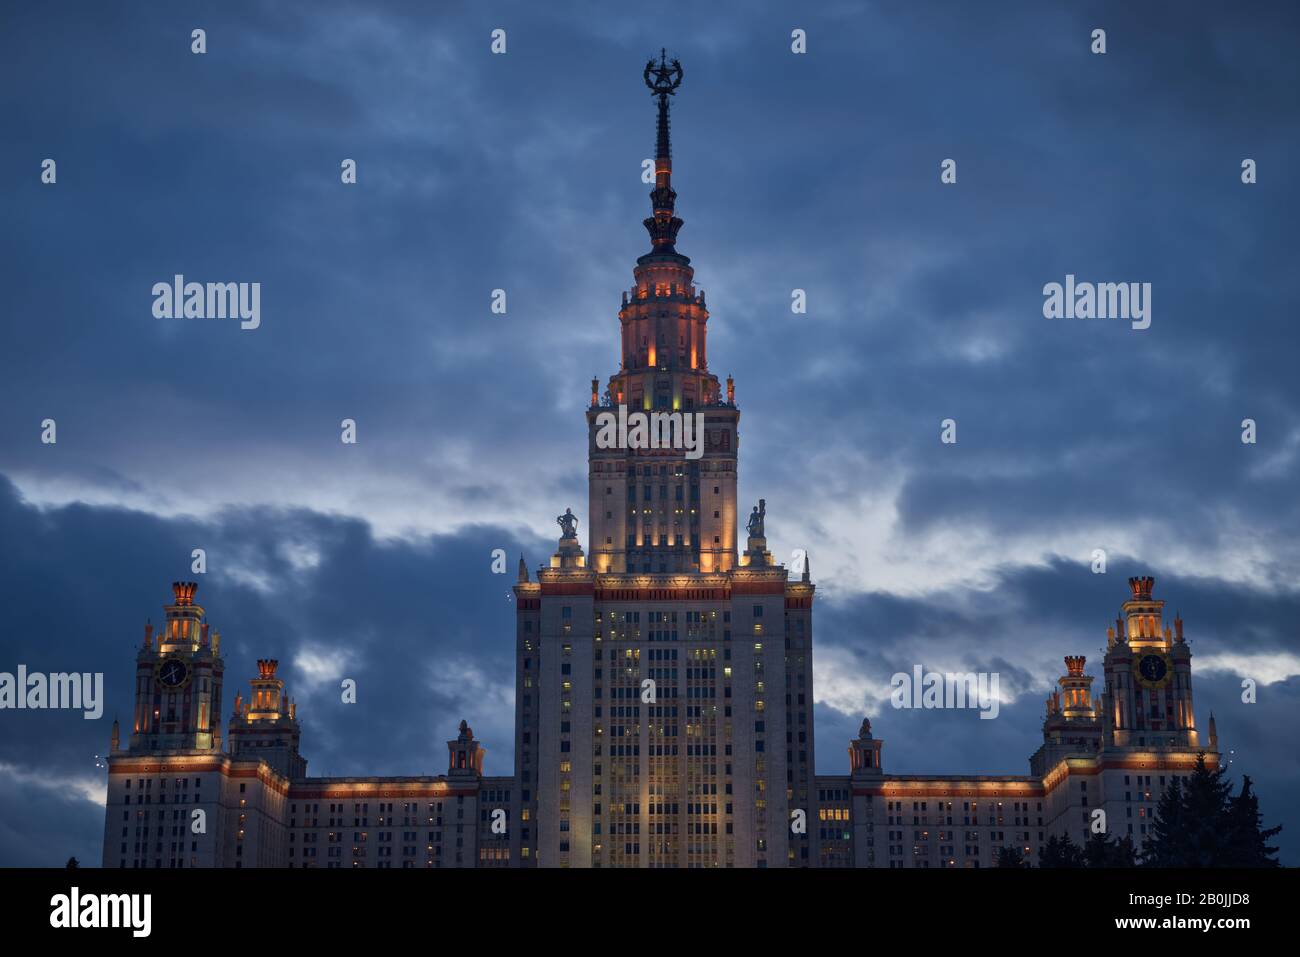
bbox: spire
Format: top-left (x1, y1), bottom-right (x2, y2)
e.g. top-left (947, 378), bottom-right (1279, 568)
top-left (801, 548), bottom-right (811, 583)
top-left (517, 553), bottom-right (529, 583)
top-left (641, 49), bottom-right (685, 259)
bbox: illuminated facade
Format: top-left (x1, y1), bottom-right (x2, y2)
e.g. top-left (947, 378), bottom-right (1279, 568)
top-left (100, 573), bottom-right (1215, 869)
top-left (101, 57), bottom-right (1218, 870)
top-left (101, 581), bottom-right (514, 869)
top-left (818, 573), bottom-right (1218, 868)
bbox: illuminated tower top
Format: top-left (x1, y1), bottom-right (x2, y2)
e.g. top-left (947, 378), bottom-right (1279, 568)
top-left (127, 580), bottom-right (223, 753)
top-left (448, 719), bottom-right (485, 779)
top-left (1117, 574), bottom-right (1173, 647)
top-left (158, 580), bottom-right (206, 653)
top-left (228, 657), bottom-right (306, 778)
top-left (1100, 576), bottom-right (1200, 750)
top-left (1049, 655), bottom-right (1097, 720)
top-left (586, 53), bottom-right (741, 574)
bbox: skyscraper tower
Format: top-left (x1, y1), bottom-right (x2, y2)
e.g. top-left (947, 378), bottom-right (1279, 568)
top-left (586, 50), bottom-right (737, 576)
top-left (518, 52), bottom-right (817, 868)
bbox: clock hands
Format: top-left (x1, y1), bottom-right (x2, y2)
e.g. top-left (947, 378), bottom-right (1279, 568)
top-left (159, 660), bottom-right (187, 685)
top-left (1137, 654), bottom-right (1167, 685)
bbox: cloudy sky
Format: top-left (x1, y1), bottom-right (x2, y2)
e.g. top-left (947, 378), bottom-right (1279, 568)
top-left (1, 0), bottom-right (1297, 866)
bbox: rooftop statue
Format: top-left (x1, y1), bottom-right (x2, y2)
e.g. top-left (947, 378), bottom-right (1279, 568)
top-left (557, 507), bottom-right (579, 540)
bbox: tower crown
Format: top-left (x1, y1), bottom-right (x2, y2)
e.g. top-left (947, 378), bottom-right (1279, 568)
top-left (160, 580), bottom-right (205, 650)
top-left (1047, 654), bottom-right (1097, 721)
top-left (1120, 573), bottom-right (1168, 644)
top-left (171, 581), bottom-right (198, 606)
top-left (228, 656), bottom-right (306, 777)
top-left (1128, 576), bottom-right (1155, 600)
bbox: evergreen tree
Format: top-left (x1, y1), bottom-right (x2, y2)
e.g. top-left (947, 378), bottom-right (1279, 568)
top-left (1083, 831), bottom-right (1137, 867)
top-left (1223, 775), bottom-right (1282, 867)
top-left (1181, 754), bottom-right (1235, 866)
top-left (1111, 834), bottom-right (1139, 867)
top-left (995, 845), bottom-right (1026, 868)
top-left (1143, 754), bottom-right (1282, 866)
top-left (1083, 832), bottom-right (1109, 867)
top-left (1143, 774), bottom-right (1187, 867)
top-left (1039, 832), bottom-right (1085, 868)
top-left (65, 857), bottom-right (79, 869)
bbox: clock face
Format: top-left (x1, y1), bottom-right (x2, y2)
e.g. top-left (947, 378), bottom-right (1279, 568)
top-left (157, 657), bottom-right (190, 689)
top-left (1136, 653), bottom-right (1169, 687)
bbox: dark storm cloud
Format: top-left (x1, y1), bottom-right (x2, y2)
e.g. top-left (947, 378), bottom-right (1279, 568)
top-left (0, 0), bottom-right (1297, 864)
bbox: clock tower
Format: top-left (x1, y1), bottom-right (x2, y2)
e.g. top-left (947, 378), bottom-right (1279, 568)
top-left (1101, 575), bottom-right (1199, 750)
top-left (126, 580), bottom-right (224, 753)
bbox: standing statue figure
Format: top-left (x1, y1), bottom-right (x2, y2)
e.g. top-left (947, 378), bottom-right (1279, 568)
top-left (746, 498), bottom-right (766, 539)
top-left (557, 507), bottom-right (579, 540)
